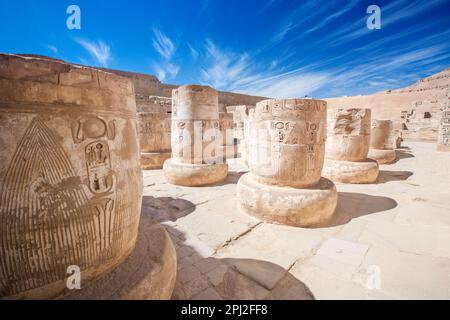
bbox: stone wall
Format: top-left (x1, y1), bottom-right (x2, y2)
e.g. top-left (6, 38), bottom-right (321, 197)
top-left (101, 68), bottom-right (267, 111)
top-left (324, 69), bottom-right (450, 142)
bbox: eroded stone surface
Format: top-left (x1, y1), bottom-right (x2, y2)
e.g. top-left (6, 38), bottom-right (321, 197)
top-left (324, 108), bottom-right (379, 183)
top-left (142, 140), bottom-right (449, 300)
top-left (138, 112), bottom-right (172, 169)
top-left (236, 99), bottom-right (338, 227)
top-left (326, 108), bottom-right (372, 162)
top-left (163, 85), bottom-right (228, 186)
top-left (323, 159), bottom-right (379, 184)
top-left (0, 54), bottom-right (143, 299)
top-left (248, 99), bottom-right (327, 188)
top-left (369, 120), bottom-right (397, 164)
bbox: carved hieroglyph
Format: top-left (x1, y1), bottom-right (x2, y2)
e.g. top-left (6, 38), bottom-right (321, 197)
top-left (247, 99), bottom-right (327, 188)
top-left (163, 85), bottom-right (228, 186)
top-left (138, 112), bottom-right (172, 169)
top-left (368, 119), bottom-right (397, 164)
top-left (0, 54), bottom-right (143, 299)
top-left (237, 99), bottom-right (338, 228)
top-left (323, 108), bottom-right (379, 184)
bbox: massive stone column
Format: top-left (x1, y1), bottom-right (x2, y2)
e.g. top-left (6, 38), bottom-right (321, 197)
top-left (368, 120), bottom-right (397, 164)
top-left (437, 96), bottom-right (450, 152)
top-left (219, 112), bottom-right (237, 159)
top-left (138, 112), bottom-right (172, 169)
top-left (226, 105), bottom-right (256, 165)
top-left (237, 99), bottom-right (338, 227)
top-left (163, 85), bottom-right (228, 186)
top-left (0, 54), bottom-right (176, 299)
top-left (323, 108), bottom-right (379, 184)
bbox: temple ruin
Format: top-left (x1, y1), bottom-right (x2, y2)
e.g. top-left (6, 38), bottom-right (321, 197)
top-left (323, 108), bottom-right (379, 184)
top-left (0, 54), bottom-right (176, 299)
top-left (368, 120), bottom-right (397, 164)
top-left (0, 53), bottom-right (449, 301)
top-left (237, 99), bottom-right (338, 227)
top-left (163, 85), bottom-right (229, 186)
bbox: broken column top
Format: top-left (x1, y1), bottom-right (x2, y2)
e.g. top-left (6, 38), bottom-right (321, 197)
top-left (172, 85), bottom-right (219, 120)
top-left (326, 108), bottom-right (371, 162)
top-left (370, 119), bottom-right (394, 150)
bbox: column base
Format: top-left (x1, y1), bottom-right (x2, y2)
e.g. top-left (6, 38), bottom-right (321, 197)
top-left (323, 159), bottom-right (379, 184)
top-left (163, 158), bottom-right (228, 187)
top-left (59, 221), bottom-right (177, 300)
top-left (141, 152), bottom-right (172, 170)
top-left (368, 149), bottom-right (397, 164)
top-left (237, 173), bottom-right (338, 228)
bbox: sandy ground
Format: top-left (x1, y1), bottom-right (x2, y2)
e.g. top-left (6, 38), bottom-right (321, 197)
top-left (142, 141), bottom-right (450, 300)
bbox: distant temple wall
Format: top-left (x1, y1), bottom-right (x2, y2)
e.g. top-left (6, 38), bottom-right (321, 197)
top-left (325, 88), bottom-right (448, 141)
top-left (101, 68), bottom-right (267, 112)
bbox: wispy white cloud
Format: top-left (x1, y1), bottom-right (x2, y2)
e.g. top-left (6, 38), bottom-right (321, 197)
top-left (198, 40), bottom-right (330, 98)
top-left (76, 39), bottom-right (111, 67)
top-left (152, 28), bottom-right (175, 60)
top-left (188, 44), bottom-right (199, 61)
top-left (46, 45), bottom-right (59, 54)
top-left (305, 0), bottom-right (359, 33)
top-left (152, 28), bottom-right (180, 81)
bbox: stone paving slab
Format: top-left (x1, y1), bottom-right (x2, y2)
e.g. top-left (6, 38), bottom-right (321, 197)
top-left (143, 142), bottom-right (450, 300)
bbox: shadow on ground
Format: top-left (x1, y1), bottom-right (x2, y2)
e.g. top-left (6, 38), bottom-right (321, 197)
top-left (167, 225), bottom-right (315, 300)
top-left (323, 192), bottom-right (398, 227)
top-left (217, 171), bottom-right (247, 186)
top-left (395, 149), bottom-right (415, 160)
top-left (142, 196), bottom-right (196, 222)
top-left (377, 170), bottom-right (413, 183)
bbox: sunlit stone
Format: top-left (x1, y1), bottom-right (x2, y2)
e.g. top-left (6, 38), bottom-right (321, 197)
top-left (163, 85), bottom-right (228, 186)
top-left (368, 120), bottom-right (397, 164)
top-left (323, 108), bottom-right (379, 184)
top-left (237, 99), bottom-right (338, 227)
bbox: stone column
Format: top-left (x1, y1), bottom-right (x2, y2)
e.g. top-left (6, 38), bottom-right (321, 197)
top-left (0, 54), bottom-right (176, 299)
top-left (237, 99), bottom-right (338, 227)
top-left (219, 112), bottom-right (237, 159)
top-left (163, 85), bottom-right (228, 186)
top-left (323, 108), bottom-right (379, 183)
top-left (368, 120), bottom-right (397, 164)
top-left (138, 112), bottom-right (172, 169)
top-left (437, 95), bottom-right (450, 152)
top-left (227, 105), bottom-right (256, 165)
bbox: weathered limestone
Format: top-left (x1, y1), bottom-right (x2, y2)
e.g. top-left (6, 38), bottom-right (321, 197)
top-left (60, 216), bottom-right (177, 300)
top-left (437, 95), bottom-right (450, 151)
top-left (0, 54), bottom-right (175, 299)
top-left (323, 108), bottom-right (379, 184)
top-left (227, 105), bottom-right (256, 165)
top-left (237, 99), bottom-right (338, 227)
top-left (368, 120), bottom-right (397, 164)
top-left (138, 112), bottom-right (172, 169)
top-left (219, 112), bottom-right (237, 160)
top-left (163, 85), bottom-right (228, 186)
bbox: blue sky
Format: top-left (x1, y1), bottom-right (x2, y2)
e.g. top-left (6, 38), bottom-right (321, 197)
top-left (1, 0), bottom-right (450, 98)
